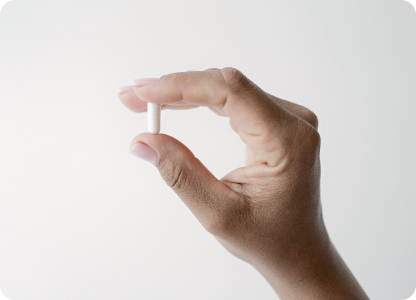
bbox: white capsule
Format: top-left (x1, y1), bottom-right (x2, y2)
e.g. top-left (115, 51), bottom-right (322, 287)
top-left (148, 102), bottom-right (161, 134)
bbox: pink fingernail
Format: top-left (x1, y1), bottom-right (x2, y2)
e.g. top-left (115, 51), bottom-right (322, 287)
top-left (117, 85), bottom-right (134, 93)
top-left (131, 78), bottom-right (159, 86)
top-left (129, 143), bottom-right (158, 164)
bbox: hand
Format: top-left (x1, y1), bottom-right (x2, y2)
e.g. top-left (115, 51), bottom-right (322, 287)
top-left (118, 68), bottom-right (368, 299)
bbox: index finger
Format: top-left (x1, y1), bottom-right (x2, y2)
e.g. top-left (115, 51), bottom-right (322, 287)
top-left (133, 68), bottom-right (299, 168)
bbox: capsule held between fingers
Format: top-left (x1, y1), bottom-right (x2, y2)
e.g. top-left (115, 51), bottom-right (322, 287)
top-left (148, 102), bottom-right (161, 134)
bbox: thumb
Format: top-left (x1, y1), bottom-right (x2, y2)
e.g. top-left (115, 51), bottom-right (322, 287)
top-left (129, 133), bottom-right (240, 234)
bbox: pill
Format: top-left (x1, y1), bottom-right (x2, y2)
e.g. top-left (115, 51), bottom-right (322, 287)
top-left (148, 102), bottom-right (161, 134)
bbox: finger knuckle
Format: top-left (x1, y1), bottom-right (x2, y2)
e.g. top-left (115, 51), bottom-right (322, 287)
top-left (301, 107), bottom-right (319, 129)
top-left (308, 128), bottom-right (321, 151)
top-left (219, 67), bottom-right (249, 88)
top-left (158, 159), bottom-right (187, 190)
top-left (290, 119), bottom-right (322, 170)
top-left (301, 125), bottom-right (321, 159)
top-left (170, 72), bottom-right (182, 84)
top-left (161, 72), bottom-right (183, 87)
top-left (204, 67), bottom-right (220, 73)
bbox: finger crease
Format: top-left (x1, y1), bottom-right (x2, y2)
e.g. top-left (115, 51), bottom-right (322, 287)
top-left (171, 166), bottom-right (185, 190)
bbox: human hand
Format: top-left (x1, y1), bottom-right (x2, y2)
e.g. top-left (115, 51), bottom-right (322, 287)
top-left (118, 68), bottom-right (368, 299)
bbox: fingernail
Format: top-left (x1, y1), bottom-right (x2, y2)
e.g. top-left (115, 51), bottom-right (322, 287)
top-left (117, 85), bottom-right (134, 93)
top-left (131, 78), bottom-right (159, 86)
top-left (129, 142), bottom-right (158, 164)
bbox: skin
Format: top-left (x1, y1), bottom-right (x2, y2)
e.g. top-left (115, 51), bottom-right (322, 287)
top-left (118, 68), bottom-right (369, 299)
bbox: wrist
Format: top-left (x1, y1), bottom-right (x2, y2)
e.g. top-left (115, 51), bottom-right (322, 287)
top-left (253, 225), bottom-right (369, 300)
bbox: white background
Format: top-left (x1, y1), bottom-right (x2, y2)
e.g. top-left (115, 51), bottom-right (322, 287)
top-left (0, 0), bottom-right (415, 299)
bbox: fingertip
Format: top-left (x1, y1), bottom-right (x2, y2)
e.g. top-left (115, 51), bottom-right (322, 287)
top-left (129, 142), bottom-right (158, 164)
top-left (130, 133), bottom-right (194, 162)
top-left (119, 90), bottom-right (148, 112)
top-left (131, 78), bottom-right (159, 86)
top-left (129, 132), bottom-right (152, 150)
top-left (117, 85), bottom-right (135, 93)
